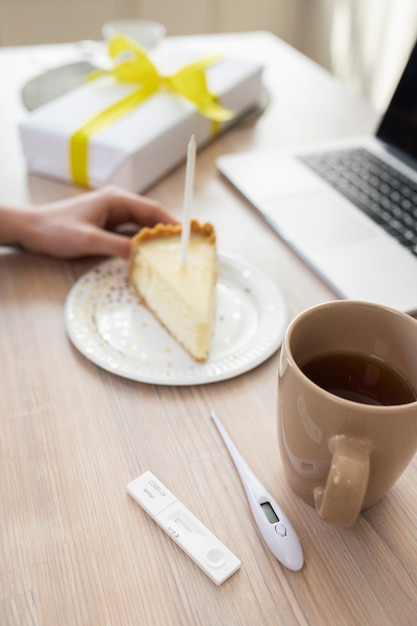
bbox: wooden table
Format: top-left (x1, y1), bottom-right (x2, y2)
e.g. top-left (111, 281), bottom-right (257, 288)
top-left (1, 32), bottom-right (415, 626)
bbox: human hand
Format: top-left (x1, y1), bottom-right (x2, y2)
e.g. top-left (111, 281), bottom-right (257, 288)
top-left (5, 185), bottom-right (178, 259)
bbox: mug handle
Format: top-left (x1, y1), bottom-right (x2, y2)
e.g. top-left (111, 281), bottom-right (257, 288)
top-left (313, 435), bottom-right (371, 526)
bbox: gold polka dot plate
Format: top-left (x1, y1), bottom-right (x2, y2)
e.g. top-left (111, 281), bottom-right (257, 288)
top-left (64, 251), bottom-right (288, 385)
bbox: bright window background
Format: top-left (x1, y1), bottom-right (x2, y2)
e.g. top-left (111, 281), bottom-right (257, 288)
top-left (0, 0), bottom-right (416, 112)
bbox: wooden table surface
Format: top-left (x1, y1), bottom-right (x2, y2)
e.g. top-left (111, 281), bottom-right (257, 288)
top-left (1, 32), bottom-right (416, 626)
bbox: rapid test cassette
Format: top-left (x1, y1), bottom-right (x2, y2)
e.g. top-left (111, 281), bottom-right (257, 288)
top-left (126, 471), bottom-right (241, 585)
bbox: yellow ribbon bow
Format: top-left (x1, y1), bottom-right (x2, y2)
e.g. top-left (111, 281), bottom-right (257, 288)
top-left (70, 35), bottom-right (235, 186)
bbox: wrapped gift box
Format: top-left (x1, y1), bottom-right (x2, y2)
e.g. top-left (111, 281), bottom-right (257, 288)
top-left (18, 41), bottom-right (263, 192)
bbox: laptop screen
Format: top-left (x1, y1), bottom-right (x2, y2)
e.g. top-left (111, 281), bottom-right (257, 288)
top-left (377, 39), bottom-right (417, 164)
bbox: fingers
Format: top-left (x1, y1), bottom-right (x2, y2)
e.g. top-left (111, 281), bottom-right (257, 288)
top-left (28, 185), bottom-right (179, 259)
top-left (97, 186), bottom-right (179, 229)
top-left (84, 228), bottom-right (132, 259)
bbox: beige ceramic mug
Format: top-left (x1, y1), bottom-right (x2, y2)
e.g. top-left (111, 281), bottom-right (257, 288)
top-left (277, 300), bottom-right (417, 526)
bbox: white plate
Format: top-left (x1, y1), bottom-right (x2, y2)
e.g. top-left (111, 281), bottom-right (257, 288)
top-left (64, 252), bottom-right (288, 385)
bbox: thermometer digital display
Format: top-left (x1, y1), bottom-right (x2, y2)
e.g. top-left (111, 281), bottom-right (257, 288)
top-left (261, 501), bottom-right (280, 524)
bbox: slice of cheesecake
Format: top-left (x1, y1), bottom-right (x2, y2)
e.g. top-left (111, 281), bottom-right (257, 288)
top-left (129, 220), bottom-right (216, 362)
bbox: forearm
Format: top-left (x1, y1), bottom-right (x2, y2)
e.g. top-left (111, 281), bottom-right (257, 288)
top-left (0, 205), bottom-right (34, 247)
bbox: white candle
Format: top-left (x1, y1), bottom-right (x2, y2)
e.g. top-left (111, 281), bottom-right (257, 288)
top-left (179, 134), bottom-right (196, 266)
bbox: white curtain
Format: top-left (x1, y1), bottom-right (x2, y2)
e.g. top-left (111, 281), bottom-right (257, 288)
top-left (330, 0), bottom-right (417, 112)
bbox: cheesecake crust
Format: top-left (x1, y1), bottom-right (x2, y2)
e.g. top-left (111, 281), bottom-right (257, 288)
top-left (131, 219), bottom-right (215, 245)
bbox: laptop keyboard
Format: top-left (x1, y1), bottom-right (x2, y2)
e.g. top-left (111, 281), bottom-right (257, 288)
top-left (298, 147), bottom-right (417, 256)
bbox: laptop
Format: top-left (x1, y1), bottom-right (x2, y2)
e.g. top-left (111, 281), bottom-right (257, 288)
top-left (217, 40), bottom-right (417, 314)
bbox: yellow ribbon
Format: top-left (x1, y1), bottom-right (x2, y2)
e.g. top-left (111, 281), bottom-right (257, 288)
top-left (69, 36), bottom-right (235, 186)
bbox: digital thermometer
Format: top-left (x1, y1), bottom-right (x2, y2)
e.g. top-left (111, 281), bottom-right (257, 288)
top-left (211, 411), bottom-right (304, 571)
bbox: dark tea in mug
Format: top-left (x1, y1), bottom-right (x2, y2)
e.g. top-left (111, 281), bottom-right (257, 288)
top-left (300, 351), bottom-right (417, 406)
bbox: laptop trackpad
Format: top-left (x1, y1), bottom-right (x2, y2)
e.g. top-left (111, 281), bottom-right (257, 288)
top-left (260, 190), bottom-right (376, 251)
